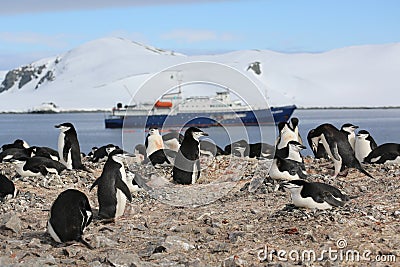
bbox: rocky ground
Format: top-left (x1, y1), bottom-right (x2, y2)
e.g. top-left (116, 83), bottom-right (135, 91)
top-left (0, 155), bottom-right (399, 267)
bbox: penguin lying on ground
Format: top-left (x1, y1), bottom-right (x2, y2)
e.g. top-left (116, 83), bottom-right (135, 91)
top-left (225, 140), bottom-right (249, 157)
top-left (55, 122), bottom-right (86, 170)
top-left (0, 174), bottom-right (17, 201)
top-left (364, 143), bottom-right (400, 164)
top-left (249, 142), bottom-right (275, 159)
top-left (90, 144), bottom-right (119, 163)
top-left (1, 139), bottom-right (30, 152)
top-left (47, 189), bottom-right (93, 248)
top-left (200, 140), bottom-right (226, 157)
top-left (269, 141), bottom-right (307, 181)
top-left (308, 123), bottom-right (373, 178)
top-left (90, 149), bottom-right (133, 220)
top-left (28, 146), bottom-right (60, 161)
top-left (173, 127), bottom-right (208, 185)
top-left (11, 156), bottom-right (67, 177)
top-left (0, 148), bottom-right (30, 162)
top-left (354, 130), bottom-right (378, 163)
top-left (281, 179), bottom-right (350, 210)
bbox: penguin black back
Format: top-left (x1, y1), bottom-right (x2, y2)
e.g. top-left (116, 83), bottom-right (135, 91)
top-left (47, 189), bottom-right (92, 248)
top-left (0, 174), bottom-right (16, 200)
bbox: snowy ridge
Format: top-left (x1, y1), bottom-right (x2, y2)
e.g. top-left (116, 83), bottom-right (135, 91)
top-left (0, 37), bottom-right (399, 112)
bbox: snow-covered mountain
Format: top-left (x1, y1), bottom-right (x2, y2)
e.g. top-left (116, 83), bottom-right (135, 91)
top-left (0, 37), bottom-right (399, 112)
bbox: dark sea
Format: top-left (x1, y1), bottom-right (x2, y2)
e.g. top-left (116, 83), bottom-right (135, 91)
top-left (1, 109), bottom-right (399, 156)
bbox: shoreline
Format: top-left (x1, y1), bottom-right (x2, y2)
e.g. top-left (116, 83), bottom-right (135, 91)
top-left (1, 106), bottom-right (400, 114)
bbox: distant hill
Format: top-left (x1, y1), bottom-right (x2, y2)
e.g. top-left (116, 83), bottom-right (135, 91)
top-left (0, 37), bottom-right (399, 112)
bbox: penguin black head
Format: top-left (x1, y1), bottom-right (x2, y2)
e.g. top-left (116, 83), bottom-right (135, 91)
top-left (287, 140), bottom-right (306, 152)
top-left (341, 123), bottom-right (359, 133)
top-left (356, 130), bottom-right (371, 138)
top-left (55, 122), bottom-right (75, 132)
top-left (184, 127), bottom-right (208, 141)
top-left (281, 179), bottom-right (307, 189)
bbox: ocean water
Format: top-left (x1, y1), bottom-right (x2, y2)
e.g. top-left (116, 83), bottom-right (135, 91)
top-left (0, 109), bottom-right (399, 156)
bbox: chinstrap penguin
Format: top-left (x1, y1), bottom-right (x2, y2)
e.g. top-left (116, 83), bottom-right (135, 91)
top-left (1, 139), bottom-right (30, 152)
top-left (281, 180), bottom-right (350, 210)
top-left (173, 127), bottom-right (208, 185)
top-left (90, 149), bottom-right (133, 220)
top-left (308, 123), bottom-right (373, 178)
top-left (11, 156), bottom-right (67, 177)
top-left (364, 143), bottom-right (400, 164)
top-left (200, 140), bottom-right (226, 157)
top-left (145, 127), bottom-right (164, 157)
top-left (340, 123), bottom-right (359, 151)
top-left (55, 122), bottom-right (85, 170)
top-left (47, 189), bottom-right (93, 248)
top-left (162, 131), bottom-right (183, 152)
top-left (354, 130), bottom-right (378, 163)
top-left (0, 174), bottom-right (17, 201)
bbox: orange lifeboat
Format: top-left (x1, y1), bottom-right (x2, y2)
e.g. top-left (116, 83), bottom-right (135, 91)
top-left (155, 100), bottom-right (172, 108)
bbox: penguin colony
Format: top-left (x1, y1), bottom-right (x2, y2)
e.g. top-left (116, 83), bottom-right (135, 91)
top-left (0, 116), bottom-right (399, 249)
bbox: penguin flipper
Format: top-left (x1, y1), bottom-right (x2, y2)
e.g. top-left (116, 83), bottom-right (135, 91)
top-left (322, 192), bottom-right (346, 207)
top-left (89, 178), bottom-right (99, 191)
top-left (115, 175), bottom-right (133, 202)
top-left (62, 137), bottom-right (72, 162)
top-left (330, 142), bottom-right (341, 161)
top-left (196, 159), bottom-right (201, 179)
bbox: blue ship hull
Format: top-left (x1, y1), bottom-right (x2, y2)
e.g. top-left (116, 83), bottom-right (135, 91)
top-left (105, 105), bottom-right (296, 129)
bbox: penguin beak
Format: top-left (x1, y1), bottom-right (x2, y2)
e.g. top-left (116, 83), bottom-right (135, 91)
top-left (202, 132), bottom-right (209, 137)
top-left (54, 124), bottom-right (60, 128)
top-left (278, 182), bottom-right (287, 192)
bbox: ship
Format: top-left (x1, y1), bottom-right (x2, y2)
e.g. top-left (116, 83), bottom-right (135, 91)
top-left (104, 90), bottom-right (296, 129)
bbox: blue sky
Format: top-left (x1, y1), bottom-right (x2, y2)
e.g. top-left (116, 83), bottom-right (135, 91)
top-left (0, 0), bottom-right (399, 69)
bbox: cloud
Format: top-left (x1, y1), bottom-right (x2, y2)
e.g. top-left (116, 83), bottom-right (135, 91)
top-left (161, 29), bottom-right (237, 43)
top-left (0, 32), bottom-right (71, 49)
top-left (0, 0), bottom-right (239, 15)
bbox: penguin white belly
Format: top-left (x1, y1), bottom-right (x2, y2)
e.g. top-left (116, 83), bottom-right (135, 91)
top-left (45, 167), bottom-right (58, 175)
top-left (115, 188), bottom-right (127, 218)
top-left (292, 193), bottom-right (332, 210)
top-left (16, 165), bottom-right (41, 177)
top-left (146, 136), bottom-right (164, 156)
top-left (355, 141), bottom-right (371, 163)
top-left (47, 221), bottom-right (62, 243)
top-left (192, 162), bottom-right (197, 184)
top-left (385, 157), bottom-right (400, 164)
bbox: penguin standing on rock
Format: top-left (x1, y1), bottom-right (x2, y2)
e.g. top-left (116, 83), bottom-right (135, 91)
top-left (47, 189), bottom-right (93, 248)
top-left (281, 180), bottom-right (350, 210)
top-left (145, 127), bottom-right (164, 157)
top-left (173, 127), bottom-right (208, 185)
top-left (308, 123), bottom-right (373, 178)
top-left (55, 123), bottom-right (85, 170)
top-left (90, 149), bottom-right (132, 220)
top-left (354, 130), bottom-right (378, 163)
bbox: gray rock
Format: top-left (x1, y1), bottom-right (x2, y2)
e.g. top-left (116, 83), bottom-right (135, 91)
top-left (95, 235), bottom-right (118, 248)
top-left (1, 212), bottom-right (22, 234)
top-left (163, 235), bottom-right (195, 252)
top-left (107, 250), bottom-right (156, 267)
top-left (210, 241), bottom-right (229, 253)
